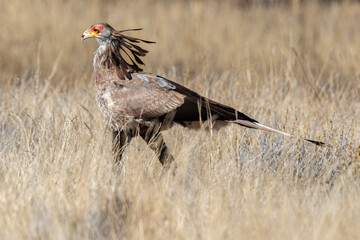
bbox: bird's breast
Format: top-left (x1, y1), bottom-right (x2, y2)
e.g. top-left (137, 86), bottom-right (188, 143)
top-left (95, 86), bottom-right (150, 131)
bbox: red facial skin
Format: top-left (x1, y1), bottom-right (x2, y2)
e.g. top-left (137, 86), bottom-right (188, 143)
top-left (91, 25), bottom-right (103, 32)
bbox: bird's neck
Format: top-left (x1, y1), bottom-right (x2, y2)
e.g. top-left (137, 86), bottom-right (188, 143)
top-left (93, 42), bottom-right (109, 69)
top-left (93, 42), bottom-right (117, 86)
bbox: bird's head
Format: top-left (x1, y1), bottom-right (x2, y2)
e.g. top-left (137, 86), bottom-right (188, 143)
top-left (82, 22), bottom-right (155, 79)
top-left (81, 23), bottom-right (113, 44)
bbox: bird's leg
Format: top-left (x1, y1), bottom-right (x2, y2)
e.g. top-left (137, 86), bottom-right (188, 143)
top-left (140, 123), bottom-right (174, 166)
top-left (150, 132), bottom-right (174, 166)
top-left (112, 130), bottom-right (131, 166)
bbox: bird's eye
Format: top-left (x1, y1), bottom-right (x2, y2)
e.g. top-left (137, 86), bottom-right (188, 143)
top-left (93, 28), bottom-right (100, 33)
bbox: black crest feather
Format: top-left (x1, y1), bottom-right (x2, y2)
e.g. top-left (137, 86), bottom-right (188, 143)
top-left (100, 25), bottom-right (155, 79)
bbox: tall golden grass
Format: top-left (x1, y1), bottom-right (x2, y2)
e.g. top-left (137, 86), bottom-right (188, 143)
top-left (0, 0), bottom-right (359, 239)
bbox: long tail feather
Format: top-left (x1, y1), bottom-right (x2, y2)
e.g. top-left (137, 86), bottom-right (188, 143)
top-left (232, 120), bottom-right (324, 146)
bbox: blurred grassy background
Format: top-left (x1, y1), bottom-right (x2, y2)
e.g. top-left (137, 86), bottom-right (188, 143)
top-left (0, 0), bottom-right (360, 239)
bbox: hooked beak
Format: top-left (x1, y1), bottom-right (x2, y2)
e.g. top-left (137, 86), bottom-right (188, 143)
top-left (81, 29), bottom-right (98, 42)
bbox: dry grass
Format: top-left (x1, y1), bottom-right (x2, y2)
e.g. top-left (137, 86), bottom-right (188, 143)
top-left (1, 0), bottom-right (360, 239)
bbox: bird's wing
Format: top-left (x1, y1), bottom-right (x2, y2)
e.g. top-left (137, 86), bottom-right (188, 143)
top-left (103, 73), bottom-right (185, 120)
